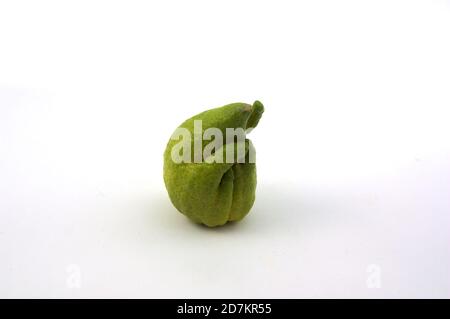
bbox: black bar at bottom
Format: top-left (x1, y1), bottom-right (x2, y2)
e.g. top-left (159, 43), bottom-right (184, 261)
top-left (0, 299), bottom-right (447, 317)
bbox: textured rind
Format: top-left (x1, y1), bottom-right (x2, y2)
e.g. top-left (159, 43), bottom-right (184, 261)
top-left (163, 101), bottom-right (264, 227)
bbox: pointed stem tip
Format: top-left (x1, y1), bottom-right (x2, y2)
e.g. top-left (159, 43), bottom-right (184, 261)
top-left (246, 100), bottom-right (264, 130)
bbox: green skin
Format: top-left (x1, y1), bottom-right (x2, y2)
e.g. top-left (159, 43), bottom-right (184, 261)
top-left (163, 101), bottom-right (264, 227)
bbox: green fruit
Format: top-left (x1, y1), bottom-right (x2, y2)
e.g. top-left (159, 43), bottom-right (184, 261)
top-left (163, 101), bottom-right (264, 227)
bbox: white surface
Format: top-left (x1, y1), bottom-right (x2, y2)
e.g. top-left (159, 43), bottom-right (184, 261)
top-left (1, 0), bottom-right (450, 298)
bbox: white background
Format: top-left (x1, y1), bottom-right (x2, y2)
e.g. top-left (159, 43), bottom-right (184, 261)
top-left (1, 0), bottom-right (449, 298)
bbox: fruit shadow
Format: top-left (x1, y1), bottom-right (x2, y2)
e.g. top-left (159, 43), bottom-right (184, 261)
top-left (227, 184), bottom-right (336, 235)
top-left (151, 184), bottom-right (336, 236)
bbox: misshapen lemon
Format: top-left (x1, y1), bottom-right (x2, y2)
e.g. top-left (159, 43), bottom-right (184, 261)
top-left (163, 101), bottom-right (264, 227)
